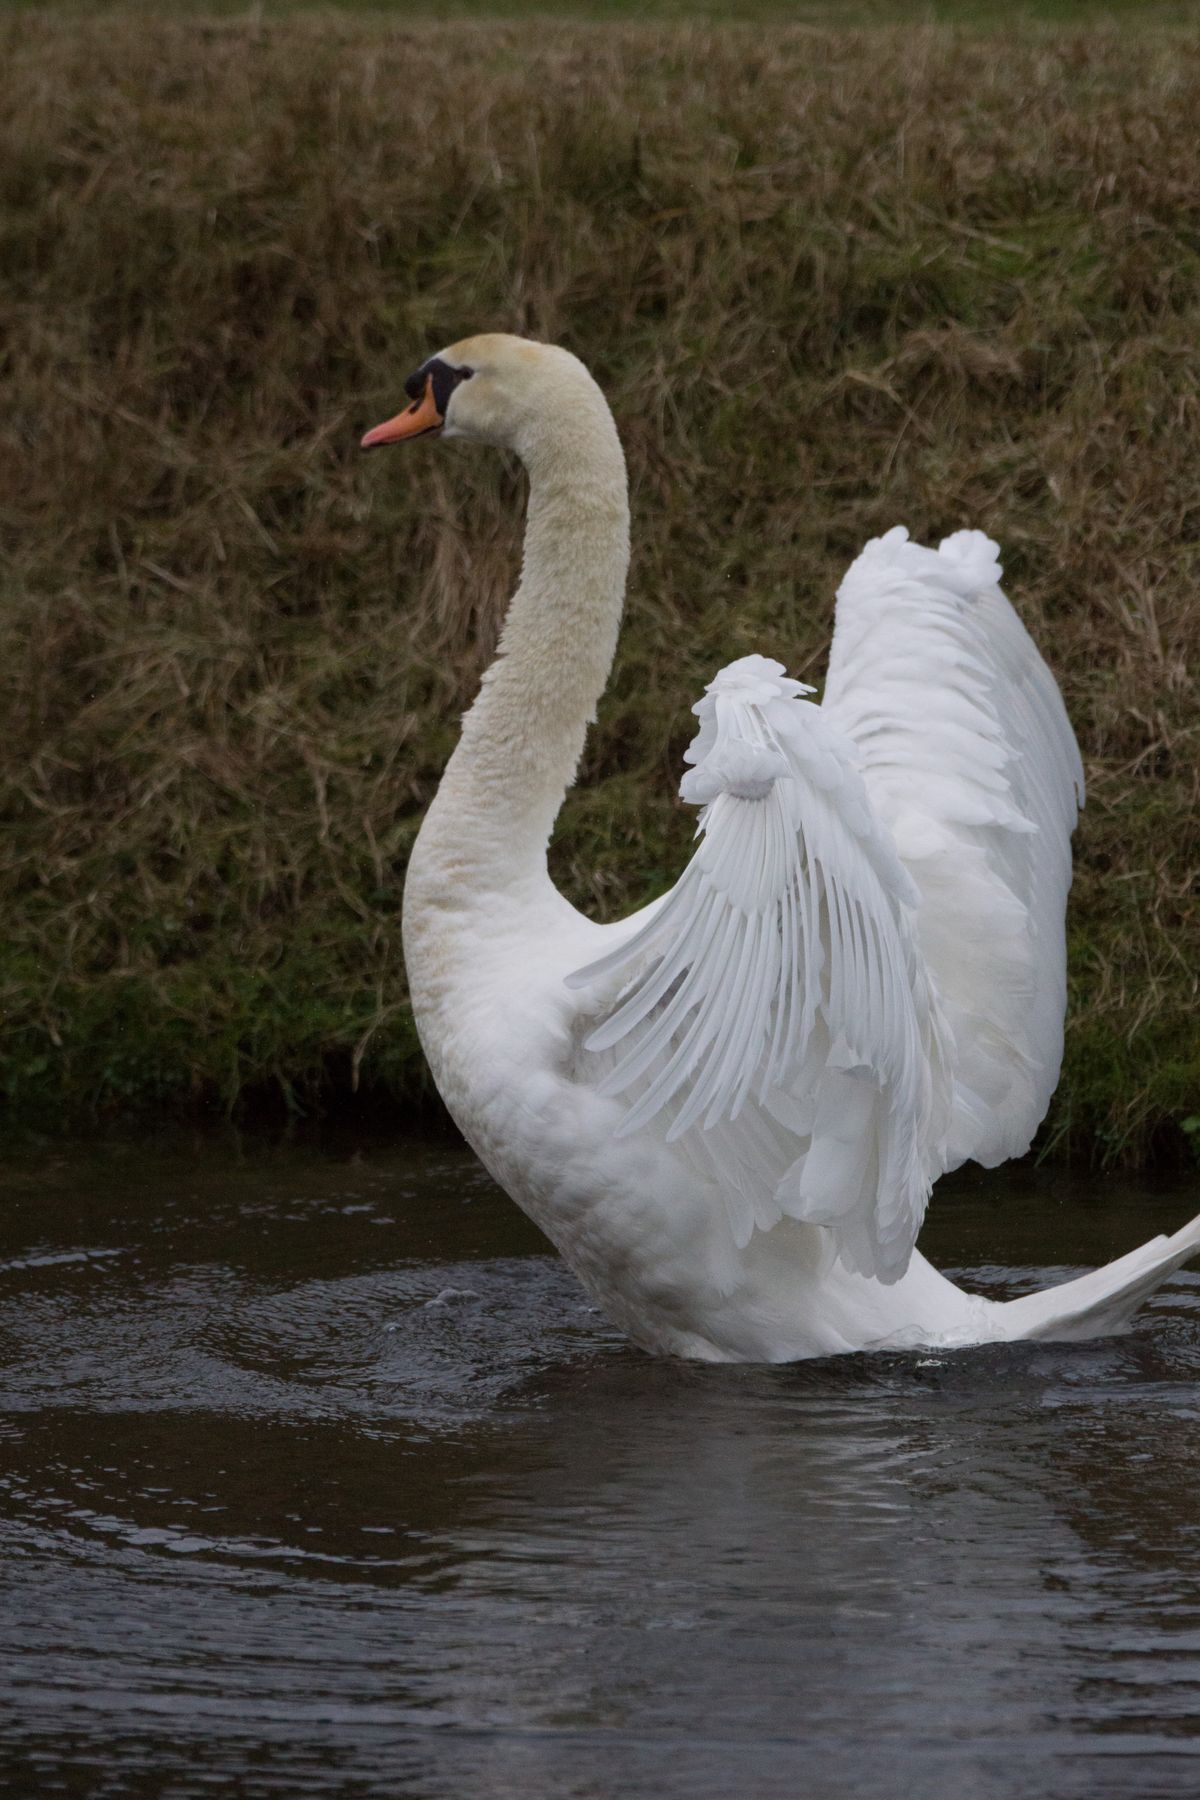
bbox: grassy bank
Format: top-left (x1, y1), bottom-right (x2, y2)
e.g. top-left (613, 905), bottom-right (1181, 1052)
top-left (2, 11), bottom-right (1199, 1159)
top-left (3, 1), bottom-right (1199, 22)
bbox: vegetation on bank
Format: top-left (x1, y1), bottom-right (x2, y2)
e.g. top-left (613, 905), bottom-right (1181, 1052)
top-left (2, 11), bottom-right (1199, 1160)
top-left (3, 1), bottom-right (1199, 24)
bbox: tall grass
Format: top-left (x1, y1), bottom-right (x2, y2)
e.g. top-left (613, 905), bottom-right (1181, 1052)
top-left (2, 11), bottom-right (1199, 1158)
top-left (3, 1), bottom-right (1199, 21)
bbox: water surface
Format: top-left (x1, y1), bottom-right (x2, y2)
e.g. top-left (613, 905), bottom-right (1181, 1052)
top-left (2, 1133), bottom-right (1199, 1797)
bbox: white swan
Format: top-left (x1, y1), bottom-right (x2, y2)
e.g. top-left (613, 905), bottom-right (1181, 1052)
top-left (363, 333), bottom-right (1200, 1362)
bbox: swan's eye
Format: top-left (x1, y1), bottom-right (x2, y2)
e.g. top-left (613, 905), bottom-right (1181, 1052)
top-left (404, 357), bottom-right (474, 417)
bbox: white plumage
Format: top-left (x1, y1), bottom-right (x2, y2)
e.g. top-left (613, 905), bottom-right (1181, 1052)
top-left (368, 332), bottom-right (1200, 1363)
top-left (567, 651), bottom-right (952, 1282)
top-left (824, 526), bottom-right (1083, 1170)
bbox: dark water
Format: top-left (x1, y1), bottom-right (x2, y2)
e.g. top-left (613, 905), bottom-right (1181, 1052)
top-left (2, 1134), bottom-right (1200, 1799)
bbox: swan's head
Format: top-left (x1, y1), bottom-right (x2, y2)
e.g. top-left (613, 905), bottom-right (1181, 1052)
top-left (360, 332), bottom-right (609, 460)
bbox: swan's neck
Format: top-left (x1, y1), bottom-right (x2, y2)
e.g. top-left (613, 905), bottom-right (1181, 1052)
top-left (413, 400), bottom-right (630, 902)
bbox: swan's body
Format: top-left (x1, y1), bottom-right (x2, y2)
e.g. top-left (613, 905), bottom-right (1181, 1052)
top-left (367, 333), bottom-right (1200, 1361)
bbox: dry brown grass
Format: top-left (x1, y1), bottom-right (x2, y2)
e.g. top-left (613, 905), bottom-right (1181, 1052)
top-left (1, 10), bottom-right (1199, 1156)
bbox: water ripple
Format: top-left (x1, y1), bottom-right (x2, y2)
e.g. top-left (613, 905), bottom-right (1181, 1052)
top-left (1, 1135), bottom-right (1199, 1799)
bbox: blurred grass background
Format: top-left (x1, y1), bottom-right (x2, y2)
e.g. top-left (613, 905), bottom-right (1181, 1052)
top-left (3, 1), bottom-right (1199, 20)
top-left (2, 7), bottom-right (1198, 1159)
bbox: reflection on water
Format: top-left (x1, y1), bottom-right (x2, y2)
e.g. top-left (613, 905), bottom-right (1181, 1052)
top-left (1, 1132), bottom-right (1199, 1798)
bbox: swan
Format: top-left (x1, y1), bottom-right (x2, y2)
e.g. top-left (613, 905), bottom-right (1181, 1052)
top-left (362, 332), bottom-right (1200, 1362)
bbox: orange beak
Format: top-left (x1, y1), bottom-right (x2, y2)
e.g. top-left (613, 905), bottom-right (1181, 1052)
top-left (360, 374), bottom-right (444, 449)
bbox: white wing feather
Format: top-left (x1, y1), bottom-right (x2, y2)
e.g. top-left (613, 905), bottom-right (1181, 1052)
top-left (567, 655), bottom-right (954, 1283)
top-left (822, 527), bottom-right (1084, 1168)
top-left (566, 528), bottom-right (1080, 1280)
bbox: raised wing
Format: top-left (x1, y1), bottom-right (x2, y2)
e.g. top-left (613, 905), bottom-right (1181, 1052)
top-left (567, 655), bottom-right (953, 1283)
top-left (822, 527), bottom-right (1084, 1169)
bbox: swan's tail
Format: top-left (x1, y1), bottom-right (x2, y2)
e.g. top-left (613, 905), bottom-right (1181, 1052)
top-left (995, 1210), bottom-right (1200, 1343)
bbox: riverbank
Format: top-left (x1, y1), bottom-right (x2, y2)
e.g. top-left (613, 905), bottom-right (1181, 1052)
top-left (3, 10), bottom-right (1198, 1160)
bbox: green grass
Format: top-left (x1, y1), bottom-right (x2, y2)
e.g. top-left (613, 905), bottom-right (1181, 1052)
top-left (2, 8), bottom-right (1199, 1159)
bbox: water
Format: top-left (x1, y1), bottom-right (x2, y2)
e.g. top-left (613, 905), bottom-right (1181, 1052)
top-left (2, 1133), bottom-right (1200, 1799)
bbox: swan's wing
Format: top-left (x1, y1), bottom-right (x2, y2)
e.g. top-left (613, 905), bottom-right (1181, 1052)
top-left (821, 527), bottom-right (1084, 1170)
top-left (566, 656), bottom-right (953, 1283)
